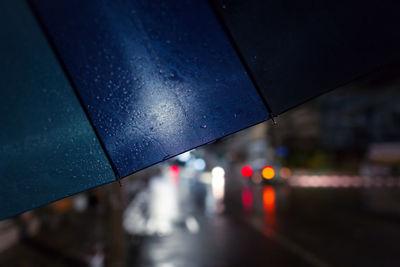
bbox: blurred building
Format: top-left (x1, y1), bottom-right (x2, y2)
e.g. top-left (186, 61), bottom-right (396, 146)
top-left (268, 65), bottom-right (400, 174)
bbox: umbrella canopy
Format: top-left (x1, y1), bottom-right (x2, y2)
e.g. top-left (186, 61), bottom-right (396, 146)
top-left (0, 0), bottom-right (114, 220)
top-left (1, 0), bottom-right (400, 219)
top-left (211, 0), bottom-right (400, 114)
top-left (30, 0), bottom-right (269, 179)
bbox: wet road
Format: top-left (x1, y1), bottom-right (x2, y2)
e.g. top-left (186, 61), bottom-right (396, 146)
top-left (248, 186), bottom-right (400, 267)
top-left (125, 173), bottom-right (310, 267)
top-left (125, 171), bottom-right (400, 267)
top-left (2, 171), bottom-right (400, 267)
top-left (130, 215), bottom-right (309, 267)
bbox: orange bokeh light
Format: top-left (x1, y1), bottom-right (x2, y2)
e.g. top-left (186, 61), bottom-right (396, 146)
top-left (262, 166), bottom-right (275, 180)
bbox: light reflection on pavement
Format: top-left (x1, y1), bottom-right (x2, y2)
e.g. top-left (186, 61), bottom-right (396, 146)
top-left (123, 167), bottom-right (226, 238)
top-left (124, 169), bottom-right (312, 267)
top-left (123, 168), bottom-right (400, 267)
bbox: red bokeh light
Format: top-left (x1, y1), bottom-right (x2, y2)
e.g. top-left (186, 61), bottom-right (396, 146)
top-left (170, 165), bottom-right (180, 176)
top-left (241, 165), bottom-right (253, 177)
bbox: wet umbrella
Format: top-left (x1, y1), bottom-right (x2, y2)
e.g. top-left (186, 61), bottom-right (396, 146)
top-left (1, 0), bottom-right (400, 219)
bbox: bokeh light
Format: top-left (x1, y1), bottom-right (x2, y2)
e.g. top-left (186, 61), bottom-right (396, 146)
top-left (279, 167), bottom-right (291, 179)
top-left (170, 165), bottom-right (180, 176)
top-left (212, 166), bottom-right (225, 178)
top-left (193, 158), bottom-right (206, 171)
top-left (177, 151), bottom-right (191, 162)
top-left (251, 172), bottom-right (263, 184)
top-left (241, 165), bottom-right (253, 177)
top-left (262, 166), bottom-right (275, 180)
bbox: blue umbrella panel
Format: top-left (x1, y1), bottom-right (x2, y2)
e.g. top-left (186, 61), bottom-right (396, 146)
top-left (30, 0), bottom-right (270, 178)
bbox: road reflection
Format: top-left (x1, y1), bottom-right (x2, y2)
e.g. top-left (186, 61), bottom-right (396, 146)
top-left (263, 186), bottom-right (276, 237)
top-left (123, 165), bottom-right (228, 237)
top-left (123, 173), bottom-right (180, 236)
top-left (242, 187), bottom-right (253, 213)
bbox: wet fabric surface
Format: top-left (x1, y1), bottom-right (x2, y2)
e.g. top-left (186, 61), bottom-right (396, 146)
top-left (0, 0), bottom-right (115, 220)
top-left (212, 0), bottom-right (400, 114)
top-left (31, 0), bottom-right (269, 178)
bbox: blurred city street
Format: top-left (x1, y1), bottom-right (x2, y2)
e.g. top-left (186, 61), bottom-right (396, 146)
top-left (127, 170), bottom-right (400, 267)
top-left (2, 165), bottom-right (400, 267)
top-left (1, 75), bottom-right (400, 267)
